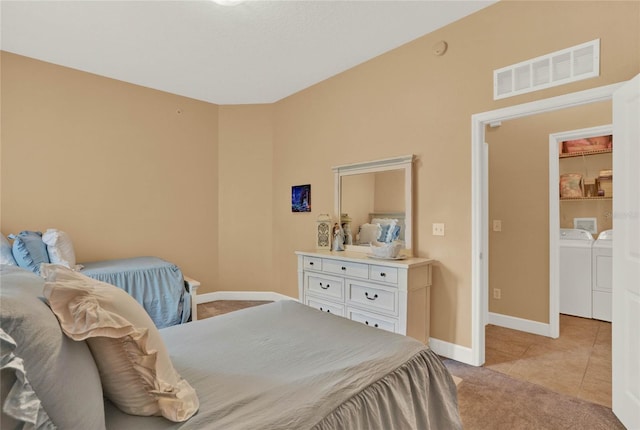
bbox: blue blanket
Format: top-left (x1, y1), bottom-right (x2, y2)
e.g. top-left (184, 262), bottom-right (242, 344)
top-left (81, 256), bottom-right (189, 328)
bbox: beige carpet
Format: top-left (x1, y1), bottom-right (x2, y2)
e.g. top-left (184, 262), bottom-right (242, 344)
top-left (198, 300), bottom-right (273, 318)
top-left (444, 359), bottom-right (624, 430)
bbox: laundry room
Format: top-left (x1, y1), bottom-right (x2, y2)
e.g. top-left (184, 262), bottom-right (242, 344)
top-left (557, 125), bottom-right (613, 323)
top-left (486, 100), bottom-right (612, 324)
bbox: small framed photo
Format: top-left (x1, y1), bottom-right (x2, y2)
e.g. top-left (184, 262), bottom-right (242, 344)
top-left (292, 184), bottom-right (311, 212)
top-left (574, 217), bottom-right (597, 234)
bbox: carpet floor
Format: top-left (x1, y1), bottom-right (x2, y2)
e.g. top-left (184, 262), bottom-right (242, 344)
top-left (444, 359), bottom-right (624, 430)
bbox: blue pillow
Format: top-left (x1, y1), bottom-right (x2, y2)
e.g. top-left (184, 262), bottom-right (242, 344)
top-left (377, 224), bottom-right (391, 243)
top-left (389, 225), bottom-right (401, 241)
top-left (1, 234), bottom-right (17, 265)
top-left (8, 231), bottom-right (50, 274)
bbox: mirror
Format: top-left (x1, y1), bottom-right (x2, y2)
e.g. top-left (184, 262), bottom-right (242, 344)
top-left (333, 155), bottom-right (414, 255)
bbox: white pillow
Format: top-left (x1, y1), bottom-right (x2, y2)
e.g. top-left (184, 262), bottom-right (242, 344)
top-left (41, 264), bottom-right (199, 422)
top-left (358, 223), bottom-right (381, 245)
top-left (42, 229), bottom-right (81, 270)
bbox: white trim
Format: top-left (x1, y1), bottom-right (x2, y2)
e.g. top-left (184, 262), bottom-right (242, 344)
top-left (196, 290), bottom-right (297, 305)
top-left (429, 337), bottom-right (475, 365)
top-left (334, 155), bottom-right (414, 253)
top-left (548, 124), bottom-right (613, 337)
top-left (487, 312), bottom-right (552, 337)
top-left (471, 82), bottom-right (622, 366)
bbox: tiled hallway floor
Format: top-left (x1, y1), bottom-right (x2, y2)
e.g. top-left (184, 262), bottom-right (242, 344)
top-left (485, 314), bottom-right (612, 407)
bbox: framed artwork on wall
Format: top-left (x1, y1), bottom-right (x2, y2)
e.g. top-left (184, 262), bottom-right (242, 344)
top-left (292, 184), bottom-right (311, 212)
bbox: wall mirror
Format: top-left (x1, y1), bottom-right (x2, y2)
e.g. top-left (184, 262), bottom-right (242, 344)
top-left (333, 155), bottom-right (414, 255)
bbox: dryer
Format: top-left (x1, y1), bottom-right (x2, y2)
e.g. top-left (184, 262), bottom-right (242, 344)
top-left (560, 228), bottom-right (594, 318)
top-left (592, 229), bottom-right (612, 322)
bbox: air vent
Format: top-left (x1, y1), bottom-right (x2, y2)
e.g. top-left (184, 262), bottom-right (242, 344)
top-left (494, 39), bottom-right (600, 100)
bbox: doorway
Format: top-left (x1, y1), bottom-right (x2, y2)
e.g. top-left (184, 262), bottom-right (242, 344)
top-left (470, 82), bottom-right (623, 367)
top-left (483, 105), bottom-right (612, 338)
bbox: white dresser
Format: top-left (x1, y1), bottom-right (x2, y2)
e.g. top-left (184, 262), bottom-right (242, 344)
top-left (295, 250), bottom-right (434, 344)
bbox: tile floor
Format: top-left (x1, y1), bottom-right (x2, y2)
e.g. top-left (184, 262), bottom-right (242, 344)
top-left (484, 314), bottom-right (612, 407)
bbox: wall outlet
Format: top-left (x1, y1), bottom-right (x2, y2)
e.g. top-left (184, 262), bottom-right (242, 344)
top-left (493, 220), bottom-right (502, 232)
top-left (432, 223), bottom-right (445, 236)
top-left (493, 288), bottom-right (501, 299)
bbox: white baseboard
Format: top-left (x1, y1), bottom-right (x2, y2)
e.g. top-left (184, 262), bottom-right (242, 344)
top-left (488, 312), bottom-right (552, 337)
top-left (196, 291), bottom-right (298, 305)
top-left (429, 337), bottom-right (475, 365)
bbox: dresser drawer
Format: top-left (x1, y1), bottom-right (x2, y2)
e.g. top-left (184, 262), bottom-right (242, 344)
top-left (369, 265), bottom-right (398, 284)
top-left (348, 308), bottom-right (396, 333)
top-left (347, 281), bottom-right (397, 315)
top-left (323, 259), bottom-right (369, 279)
top-left (305, 273), bottom-right (344, 300)
top-left (303, 256), bottom-right (322, 271)
top-left (306, 297), bottom-right (345, 317)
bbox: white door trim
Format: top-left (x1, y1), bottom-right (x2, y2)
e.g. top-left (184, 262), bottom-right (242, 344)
top-left (548, 124), bottom-right (613, 337)
top-left (470, 82), bottom-right (623, 366)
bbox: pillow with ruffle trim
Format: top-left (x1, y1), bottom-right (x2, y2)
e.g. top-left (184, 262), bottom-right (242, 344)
top-left (0, 265), bottom-right (105, 429)
top-left (1, 329), bottom-right (56, 430)
top-left (8, 231), bottom-right (49, 274)
top-left (41, 264), bottom-right (199, 422)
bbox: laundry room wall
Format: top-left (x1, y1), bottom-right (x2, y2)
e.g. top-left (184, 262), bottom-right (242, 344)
top-left (486, 101), bottom-right (611, 322)
top-left (559, 151), bottom-right (613, 236)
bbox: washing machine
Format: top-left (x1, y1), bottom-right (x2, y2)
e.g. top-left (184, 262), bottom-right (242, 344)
top-left (560, 228), bottom-right (594, 318)
top-left (592, 229), bottom-right (612, 322)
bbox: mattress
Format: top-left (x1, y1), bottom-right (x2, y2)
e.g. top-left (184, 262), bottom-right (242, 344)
top-left (81, 256), bottom-right (188, 328)
top-left (104, 300), bottom-right (461, 429)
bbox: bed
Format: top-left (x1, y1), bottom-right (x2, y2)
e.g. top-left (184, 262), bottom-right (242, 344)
top-left (1, 264), bottom-right (462, 430)
top-left (81, 256), bottom-right (193, 328)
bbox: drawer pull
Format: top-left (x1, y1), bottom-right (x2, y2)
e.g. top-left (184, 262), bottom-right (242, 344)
top-left (319, 307), bottom-right (331, 313)
top-left (319, 282), bottom-right (330, 290)
top-left (365, 292), bottom-right (379, 301)
top-left (309, 262), bottom-right (314, 266)
top-left (341, 266), bottom-right (347, 271)
top-left (380, 273), bottom-right (386, 277)
top-left (364, 321), bottom-right (379, 328)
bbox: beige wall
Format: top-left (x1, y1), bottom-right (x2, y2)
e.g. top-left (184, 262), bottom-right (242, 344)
top-left (1, 1), bottom-right (638, 349)
top-left (341, 173), bottom-right (375, 239)
top-left (218, 105), bottom-right (275, 291)
top-left (0, 52), bottom-right (219, 291)
top-left (487, 101), bottom-right (611, 321)
top-left (270, 1), bottom-right (639, 347)
top-left (374, 170), bottom-right (404, 213)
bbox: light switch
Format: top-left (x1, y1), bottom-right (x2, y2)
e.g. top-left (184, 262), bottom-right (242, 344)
top-left (493, 220), bottom-right (502, 232)
top-left (432, 223), bottom-right (445, 236)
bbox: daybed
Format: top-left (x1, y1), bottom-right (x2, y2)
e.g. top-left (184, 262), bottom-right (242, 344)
top-left (0, 264), bottom-right (462, 430)
top-left (80, 256), bottom-right (195, 327)
top-left (2, 230), bottom-right (196, 328)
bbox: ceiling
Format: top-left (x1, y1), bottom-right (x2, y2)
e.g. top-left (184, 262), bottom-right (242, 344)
top-left (1, 0), bottom-right (496, 105)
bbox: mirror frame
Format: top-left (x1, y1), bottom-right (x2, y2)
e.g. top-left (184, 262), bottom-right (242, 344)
top-left (333, 154), bottom-right (414, 255)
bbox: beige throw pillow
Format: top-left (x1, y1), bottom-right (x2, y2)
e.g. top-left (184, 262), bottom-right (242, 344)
top-left (41, 264), bottom-right (199, 422)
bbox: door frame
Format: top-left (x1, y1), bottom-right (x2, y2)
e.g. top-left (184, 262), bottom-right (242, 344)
top-left (470, 82), bottom-right (623, 366)
top-left (549, 123), bottom-right (613, 326)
